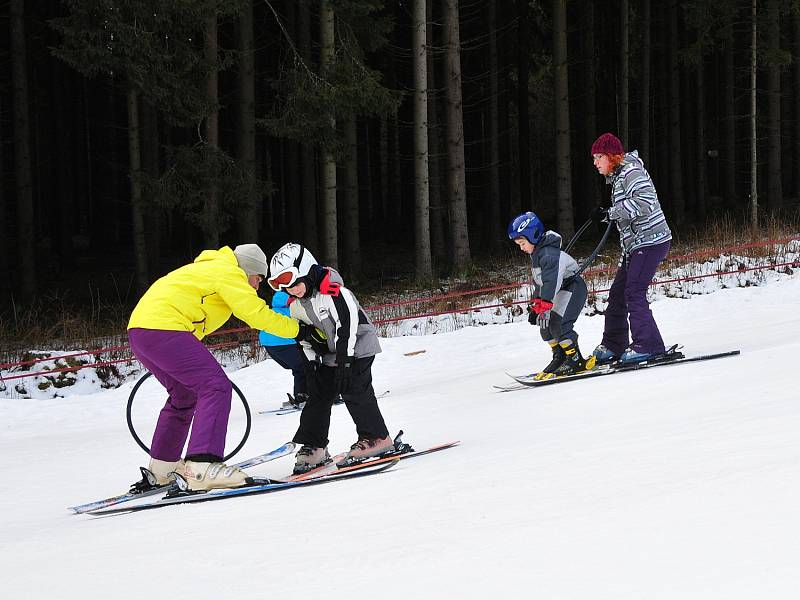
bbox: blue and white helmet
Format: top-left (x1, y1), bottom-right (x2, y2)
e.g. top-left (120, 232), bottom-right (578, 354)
top-left (508, 211), bottom-right (544, 245)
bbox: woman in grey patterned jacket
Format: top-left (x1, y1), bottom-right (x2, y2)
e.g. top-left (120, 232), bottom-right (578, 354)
top-left (590, 132), bottom-right (672, 365)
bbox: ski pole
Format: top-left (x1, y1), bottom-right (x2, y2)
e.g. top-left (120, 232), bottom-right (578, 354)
top-left (563, 218), bottom-right (594, 254)
top-left (573, 220), bottom-right (614, 277)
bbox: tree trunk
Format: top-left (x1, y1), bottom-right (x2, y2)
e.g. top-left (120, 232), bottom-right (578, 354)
top-left (640, 0), bottom-right (651, 163)
top-left (141, 99), bottom-right (161, 274)
top-left (10, 0), bottom-right (36, 301)
top-left (667, 0), bottom-right (685, 226)
top-left (766, 0), bottom-right (782, 211)
top-left (343, 117), bottom-right (361, 283)
top-left (553, 0), bottom-right (574, 238)
top-left (126, 89), bottom-right (149, 294)
top-left (619, 0), bottom-right (630, 146)
top-left (427, 0), bottom-right (447, 264)
top-left (722, 16), bottom-right (737, 206)
top-left (390, 114), bottom-right (402, 224)
top-left (750, 0), bottom-right (759, 230)
top-left (53, 62), bottom-right (74, 265)
top-left (204, 14), bottom-right (220, 248)
top-left (0, 95), bottom-right (6, 282)
top-left (516, 0), bottom-right (531, 209)
top-left (237, 1), bottom-right (258, 242)
top-left (284, 1), bottom-right (301, 240)
top-left (443, 0), bottom-right (470, 269)
top-left (262, 142), bottom-right (275, 232)
top-left (379, 116), bottom-right (389, 221)
top-left (413, 0), bottom-right (432, 280)
top-left (795, 13), bottom-right (800, 204)
top-left (582, 1), bottom-right (600, 218)
top-left (320, 0), bottom-right (338, 266)
top-left (299, 0), bottom-right (318, 250)
top-left (696, 60), bottom-right (707, 222)
top-left (487, 0), bottom-right (502, 254)
top-left (362, 122), bottom-right (373, 222)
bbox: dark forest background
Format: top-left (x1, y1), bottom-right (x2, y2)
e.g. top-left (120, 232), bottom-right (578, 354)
top-left (2, 0), bottom-right (800, 319)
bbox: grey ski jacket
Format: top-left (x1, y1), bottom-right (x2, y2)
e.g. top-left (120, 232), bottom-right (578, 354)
top-left (289, 267), bottom-right (381, 367)
top-left (529, 231), bottom-right (581, 314)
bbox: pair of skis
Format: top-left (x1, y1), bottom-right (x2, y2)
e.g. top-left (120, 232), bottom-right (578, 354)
top-left (69, 434), bottom-right (458, 516)
top-left (496, 347), bottom-right (740, 391)
top-left (68, 442), bottom-right (299, 514)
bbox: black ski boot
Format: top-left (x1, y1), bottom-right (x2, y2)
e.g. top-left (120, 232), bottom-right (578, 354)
top-left (534, 342), bottom-right (566, 380)
top-left (554, 340), bottom-right (595, 375)
top-left (281, 392), bottom-right (309, 410)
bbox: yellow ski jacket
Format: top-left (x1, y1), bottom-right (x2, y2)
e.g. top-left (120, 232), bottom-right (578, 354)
top-left (128, 247), bottom-right (299, 340)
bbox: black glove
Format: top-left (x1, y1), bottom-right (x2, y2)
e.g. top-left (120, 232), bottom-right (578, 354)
top-left (295, 322), bottom-right (328, 354)
top-left (294, 322), bottom-right (317, 343)
top-left (334, 356), bottom-right (355, 394)
top-left (590, 206), bottom-right (609, 223)
top-left (527, 304), bottom-right (538, 325)
top-left (294, 322), bottom-right (311, 342)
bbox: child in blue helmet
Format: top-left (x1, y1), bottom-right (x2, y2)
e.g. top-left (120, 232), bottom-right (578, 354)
top-left (508, 211), bottom-right (595, 379)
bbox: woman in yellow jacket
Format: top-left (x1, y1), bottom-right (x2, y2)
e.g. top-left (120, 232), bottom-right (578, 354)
top-left (128, 244), bottom-right (300, 491)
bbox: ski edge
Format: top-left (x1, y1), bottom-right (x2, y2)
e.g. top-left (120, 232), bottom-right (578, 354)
top-left (68, 442), bottom-right (297, 514)
top-left (87, 459), bottom-right (400, 516)
top-left (507, 350), bottom-right (741, 388)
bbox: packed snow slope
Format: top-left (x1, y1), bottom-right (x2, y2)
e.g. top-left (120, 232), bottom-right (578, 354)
top-left (2, 276), bottom-right (799, 600)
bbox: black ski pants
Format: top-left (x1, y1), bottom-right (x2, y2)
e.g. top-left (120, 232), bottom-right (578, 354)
top-left (293, 356), bottom-right (389, 449)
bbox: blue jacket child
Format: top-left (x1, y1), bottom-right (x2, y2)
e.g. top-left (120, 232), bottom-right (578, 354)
top-left (259, 291), bottom-right (308, 403)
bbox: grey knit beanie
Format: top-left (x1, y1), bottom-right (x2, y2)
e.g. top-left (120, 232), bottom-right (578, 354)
top-left (233, 244), bottom-right (268, 277)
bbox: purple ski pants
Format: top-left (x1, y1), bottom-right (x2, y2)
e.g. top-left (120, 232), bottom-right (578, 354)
top-left (601, 240), bottom-right (670, 356)
top-left (128, 328), bottom-right (232, 462)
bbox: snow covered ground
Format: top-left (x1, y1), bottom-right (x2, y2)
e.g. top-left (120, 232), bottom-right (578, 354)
top-left (2, 274), bottom-right (800, 599)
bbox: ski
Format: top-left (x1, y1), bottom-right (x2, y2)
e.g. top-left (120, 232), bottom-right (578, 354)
top-left (259, 390), bottom-right (391, 416)
top-left (68, 442), bottom-right (297, 514)
top-left (290, 431), bottom-right (459, 481)
top-left (498, 349), bottom-right (740, 390)
top-left (87, 458), bottom-right (399, 515)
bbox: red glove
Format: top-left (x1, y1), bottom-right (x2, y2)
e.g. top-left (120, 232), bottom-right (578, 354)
top-left (531, 298), bottom-right (554, 314)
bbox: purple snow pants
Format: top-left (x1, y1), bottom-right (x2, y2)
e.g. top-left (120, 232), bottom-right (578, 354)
top-left (601, 240), bottom-right (671, 356)
top-left (128, 328), bottom-right (232, 462)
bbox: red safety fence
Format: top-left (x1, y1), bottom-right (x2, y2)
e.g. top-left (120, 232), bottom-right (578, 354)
top-left (3, 235), bottom-right (798, 383)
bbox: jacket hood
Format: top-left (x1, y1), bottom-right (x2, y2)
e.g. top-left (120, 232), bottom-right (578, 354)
top-left (622, 149), bottom-right (644, 169)
top-left (538, 231), bottom-right (564, 251)
top-left (271, 290), bottom-right (290, 309)
top-left (607, 149), bottom-right (644, 183)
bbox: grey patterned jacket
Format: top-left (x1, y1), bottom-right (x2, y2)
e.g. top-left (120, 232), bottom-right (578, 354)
top-left (606, 150), bottom-right (672, 257)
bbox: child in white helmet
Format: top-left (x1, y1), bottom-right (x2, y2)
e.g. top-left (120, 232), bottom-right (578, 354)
top-left (268, 243), bottom-right (392, 473)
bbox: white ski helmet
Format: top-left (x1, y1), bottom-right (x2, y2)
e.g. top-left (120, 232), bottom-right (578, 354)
top-left (267, 243), bottom-right (318, 291)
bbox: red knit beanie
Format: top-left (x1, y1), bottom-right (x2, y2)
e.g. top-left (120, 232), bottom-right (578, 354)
top-left (591, 133), bottom-right (624, 156)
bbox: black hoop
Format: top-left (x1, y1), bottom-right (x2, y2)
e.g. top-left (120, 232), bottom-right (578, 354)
top-left (126, 371), bottom-right (252, 462)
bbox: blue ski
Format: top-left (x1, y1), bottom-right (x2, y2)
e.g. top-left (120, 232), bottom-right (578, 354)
top-left (87, 458), bottom-right (398, 515)
top-left (68, 442), bottom-right (296, 514)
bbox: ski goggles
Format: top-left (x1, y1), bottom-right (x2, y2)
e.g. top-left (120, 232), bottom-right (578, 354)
top-left (267, 268), bottom-right (300, 291)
